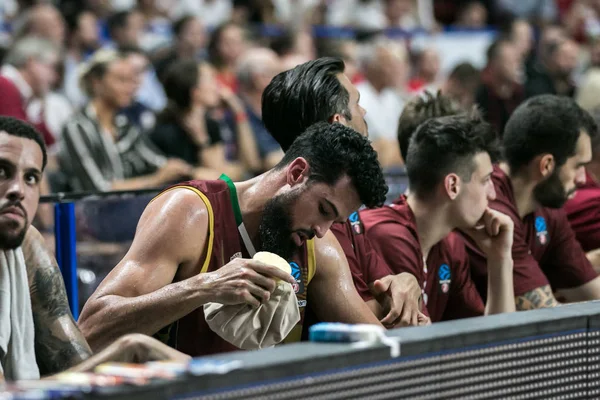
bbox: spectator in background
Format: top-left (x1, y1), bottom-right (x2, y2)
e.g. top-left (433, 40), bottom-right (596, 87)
top-left (63, 9), bottom-right (102, 108)
top-left (526, 38), bottom-right (579, 98)
top-left (136, 0), bottom-right (172, 51)
top-left (153, 15), bottom-right (206, 81)
top-left (357, 38), bottom-right (408, 167)
top-left (441, 62), bottom-right (480, 110)
top-left (236, 47), bottom-right (283, 171)
top-left (407, 46), bottom-right (441, 94)
top-left (495, 0), bottom-right (558, 27)
top-left (170, 0), bottom-right (232, 28)
top-left (500, 17), bottom-right (534, 63)
top-left (118, 46), bottom-right (156, 132)
top-left (151, 59), bottom-right (259, 180)
top-left (327, 0), bottom-right (433, 31)
top-left (476, 39), bottom-right (524, 135)
top-left (107, 10), bottom-right (143, 48)
top-left (0, 37), bottom-right (58, 147)
top-left (58, 50), bottom-right (192, 192)
top-left (208, 22), bottom-right (248, 92)
top-left (11, 3), bottom-right (66, 47)
top-left (270, 28), bottom-right (316, 70)
top-left (454, 1), bottom-right (488, 28)
top-left (107, 9), bottom-right (166, 111)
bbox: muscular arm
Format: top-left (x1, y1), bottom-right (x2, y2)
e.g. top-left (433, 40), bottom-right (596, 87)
top-left (515, 285), bottom-right (560, 310)
top-left (555, 275), bottom-right (600, 303)
top-left (23, 226), bottom-right (92, 376)
top-left (309, 231), bottom-right (382, 326)
top-left (78, 189), bottom-right (215, 352)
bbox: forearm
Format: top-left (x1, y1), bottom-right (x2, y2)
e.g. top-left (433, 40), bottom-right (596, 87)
top-left (586, 248), bottom-right (600, 273)
top-left (79, 277), bottom-right (210, 352)
top-left (235, 119), bottom-right (261, 172)
top-left (485, 257), bottom-right (516, 315)
top-left (515, 284), bottom-right (560, 310)
top-left (111, 174), bottom-right (163, 191)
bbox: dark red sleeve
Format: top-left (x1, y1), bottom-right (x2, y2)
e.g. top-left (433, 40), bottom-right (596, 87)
top-left (487, 200), bottom-right (550, 297)
top-left (565, 187), bottom-right (600, 252)
top-left (442, 234), bottom-right (485, 320)
top-left (0, 77), bottom-right (28, 120)
top-left (0, 78), bottom-right (55, 146)
top-left (364, 220), bottom-right (423, 280)
top-left (542, 209), bottom-right (598, 289)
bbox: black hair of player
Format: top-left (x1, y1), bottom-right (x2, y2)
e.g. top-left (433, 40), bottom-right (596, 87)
top-left (262, 57), bottom-right (352, 151)
top-left (275, 122), bottom-right (387, 208)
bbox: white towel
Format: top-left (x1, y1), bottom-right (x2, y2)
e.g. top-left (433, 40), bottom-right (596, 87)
top-left (0, 248), bottom-right (39, 380)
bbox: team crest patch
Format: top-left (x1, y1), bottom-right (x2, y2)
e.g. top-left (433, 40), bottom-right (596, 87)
top-left (289, 261), bottom-right (305, 299)
top-left (349, 212), bottom-right (363, 235)
top-left (438, 264), bottom-right (451, 294)
top-left (535, 216), bottom-right (548, 246)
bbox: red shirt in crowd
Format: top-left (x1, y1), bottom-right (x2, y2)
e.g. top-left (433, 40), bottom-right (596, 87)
top-left (461, 166), bottom-right (597, 300)
top-left (564, 171), bottom-right (600, 252)
top-left (0, 76), bottom-right (55, 146)
top-left (358, 196), bottom-right (484, 322)
top-left (330, 215), bottom-right (393, 302)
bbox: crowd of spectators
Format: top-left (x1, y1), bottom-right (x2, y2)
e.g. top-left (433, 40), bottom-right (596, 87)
top-left (0, 0), bottom-right (599, 193)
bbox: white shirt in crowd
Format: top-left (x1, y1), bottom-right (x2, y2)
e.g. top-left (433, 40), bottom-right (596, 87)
top-left (356, 80), bottom-right (405, 143)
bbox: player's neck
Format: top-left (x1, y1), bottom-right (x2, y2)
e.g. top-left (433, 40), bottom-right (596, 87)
top-left (233, 171), bottom-right (285, 242)
top-left (502, 163), bottom-right (538, 218)
top-left (406, 194), bottom-right (454, 258)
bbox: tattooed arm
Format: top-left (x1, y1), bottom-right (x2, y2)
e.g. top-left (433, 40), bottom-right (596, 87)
top-left (515, 285), bottom-right (560, 310)
top-left (23, 226), bottom-right (92, 376)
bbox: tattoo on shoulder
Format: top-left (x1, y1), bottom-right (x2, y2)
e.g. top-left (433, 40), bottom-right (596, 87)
top-left (515, 285), bottom-right (559, 310)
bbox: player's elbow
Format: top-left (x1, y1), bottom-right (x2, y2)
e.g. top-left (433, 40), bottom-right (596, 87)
top-left (78, 295), bottom-right (119, 352)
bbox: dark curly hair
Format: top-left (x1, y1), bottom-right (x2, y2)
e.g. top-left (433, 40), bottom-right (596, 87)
top-left (407, 113), bottom-right (498, 199)
top-left (262, 57), bottom-right (352, 151)
top-left (0, 116), bottom-right (47, 170)
top-left (503, 95), bottom-right (598, 173)
top-left (276, 122), bottom-right (387, 208)
top-left (397, 91), bottom-right (466, 162)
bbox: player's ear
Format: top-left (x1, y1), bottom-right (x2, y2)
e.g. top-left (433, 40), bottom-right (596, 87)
top-left (444, 173), bottom-right (460, 200)
top-left (536, 154), bottom-right (555, 179)
top-left (286, 157), bottom-right (310, 187)
top-left (330, 113), bottom-right (347, 125)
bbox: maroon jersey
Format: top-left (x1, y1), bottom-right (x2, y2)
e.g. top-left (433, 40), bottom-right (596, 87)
top-left (461, 166), bottom-right (597, 299)
top-left (565, 171), bottom-right (600, 252)
top-left (330, 214), bottom-right (393, 301)
top-left (358, 197), bottom-right (484, 322)
top-left (153, 178), bottom-right (315, 356)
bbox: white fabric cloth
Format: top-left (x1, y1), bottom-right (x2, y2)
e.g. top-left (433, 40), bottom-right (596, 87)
top-left (0, 248), bottom-right (39, 381)
top-left (356, 80), bottom-right (405, 142)
top-left (204, 281), bottom-right (300, 350)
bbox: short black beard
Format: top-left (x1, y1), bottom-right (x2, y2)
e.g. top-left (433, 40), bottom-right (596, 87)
top-left (0, 220), bottom-right (28, 250)
top-left (533, 169), bottom-right (573, 209)
top-left (258, 191), bottom-right (298, 261)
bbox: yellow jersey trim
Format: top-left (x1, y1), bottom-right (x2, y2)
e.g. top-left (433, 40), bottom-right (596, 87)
top-left (307, 238), bottom-right (316, 284)
top-left (151, 185), bottom-right (215, 274)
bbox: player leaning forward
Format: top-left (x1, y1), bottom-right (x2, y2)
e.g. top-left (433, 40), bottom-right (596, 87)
top-left (79, 122), bottom-right (390, 355)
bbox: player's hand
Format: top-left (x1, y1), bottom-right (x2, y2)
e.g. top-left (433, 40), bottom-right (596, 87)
top-left (370, 273), bottom-right (424, 328)
top-left (156, 159), bottom-right (193, 183)
top-left (201, 257), bottom-right (296, 307)
top-left (464, 208), bottom-right (514, 261)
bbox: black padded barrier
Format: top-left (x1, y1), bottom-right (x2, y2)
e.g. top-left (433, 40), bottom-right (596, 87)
top-left (81, 301), bottom-right (600, 400)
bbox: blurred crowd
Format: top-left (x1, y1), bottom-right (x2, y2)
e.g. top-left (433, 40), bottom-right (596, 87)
top-left (1, 0), bottom-right (600, 195)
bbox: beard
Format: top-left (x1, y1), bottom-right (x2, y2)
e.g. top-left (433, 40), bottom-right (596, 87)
top-left (533, 169), bottom-right (575, 209)
top-left (0, 218), bottom-right (28, 250)
top-left (258, 189), bottom-right (312, 261)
